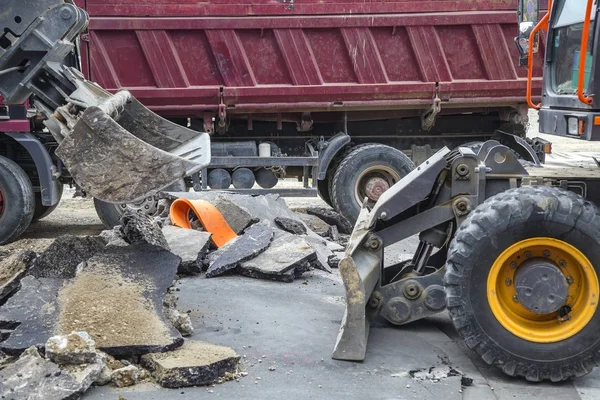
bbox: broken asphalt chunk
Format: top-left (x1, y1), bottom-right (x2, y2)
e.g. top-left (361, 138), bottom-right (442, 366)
top-left (306, 208), bottom-right (353, 234)
top-left (111, 365), bottom-right (139, 387)
top-left (294, 212), bottom-right (330, 236)
top-left (0, 250), bottom-right (36, 301)
top-left (213, 196), bottom-right (257, 234)
top-left (162, 225), bottom-right (211, 275)
top-left (0, 243), bottom-right (183, 357)
top-left (141, 340), bottom-right (240, 388)
top-left (206, 224), bottom-right (274, 278)
top-left (238, 234), bottom-right (316, 282)
top-left (29, 235), bottom-right (106, 279)
top-left (120, 209), bottom-right (170, 250)
top-left (45, 332), bottom-right (97, 365)
top-left (274, 216), bottom-right (307, 235)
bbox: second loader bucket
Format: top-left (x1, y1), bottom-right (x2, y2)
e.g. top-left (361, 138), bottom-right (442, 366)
top-left (332, 203), bottom-right (383, 361)
top-left (49, 69), bottom-right (211, 204)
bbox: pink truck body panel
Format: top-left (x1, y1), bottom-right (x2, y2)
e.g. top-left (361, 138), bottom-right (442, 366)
top-left (74, 0), bottom-right (544, 119)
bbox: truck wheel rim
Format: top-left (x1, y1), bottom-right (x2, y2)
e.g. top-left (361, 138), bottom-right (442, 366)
top-left (487, 237), bottom-right (598, 343)
top-left (354, 166), bottom-right (400, 207)
top-left (0, 188), bottom-right (4, 217)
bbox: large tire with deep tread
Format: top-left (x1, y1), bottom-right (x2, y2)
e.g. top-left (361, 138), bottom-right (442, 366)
top-left (445, 186), bottom-right (600, 382)
top-left (330, 144), bottom-right (415, 224)
top-left (0, 156), bottom-right (35, 244)
top-left (94, 179), bottom-right (187, 228)
top-left (32, 182), bottom-right (63, 221)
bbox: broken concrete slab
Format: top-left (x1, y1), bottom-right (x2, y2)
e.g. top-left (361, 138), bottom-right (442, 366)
top-left (303, 235), bottom-right (333, 273)
top-left (0, 250), bottom-right (36, 301)
top-left (213, 196), bottom-right (257, 234)
top-left (120, 210), bottom-right (170, 250)
top-left (274, 217), bottom-right (307, 235)
top-left (307, 207), bottom-right (353, 234)
top-left (46, 332), bottom-right (97, 365)
top-left (238, 234), bottom-right (316, 283)
top-left (141, 340), bottom-right (240, 388)
top-left (295, 212), bottom-right (330, 236)
top-left (112, 365), bottom-right (139, 387)
top-left (0, 345), bottom-right (105, 399)
top-left (206, 224), bottom-right (274, 278)
top-left (29, 235), bottom-right (106, 279)
top-left (327, 252), bottom-right (345, 269)
top-left (0, 243), bottom-right (182, 357)
top-left (162, 225), bottom-right (211, 275)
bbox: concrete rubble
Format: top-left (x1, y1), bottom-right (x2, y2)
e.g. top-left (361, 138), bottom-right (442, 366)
top-left (306, 207), bottom-right (353, 234)
top-left (0, 192), bottom-right (350, 397)
top-left (141, 340), bottom-right (240, 388)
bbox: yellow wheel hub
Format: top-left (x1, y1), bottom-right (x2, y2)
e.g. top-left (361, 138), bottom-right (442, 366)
top-left (487, 237), bottom-right (599, 343)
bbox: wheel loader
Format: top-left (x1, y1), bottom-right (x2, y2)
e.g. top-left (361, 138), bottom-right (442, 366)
top-left (333, 0), bottom-right (600, 382)
top-left (0, 0), bottom-right (211, 242)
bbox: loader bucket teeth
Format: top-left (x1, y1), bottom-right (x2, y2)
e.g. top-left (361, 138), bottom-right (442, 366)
top-left (55, 104), bottom-right (210, 204)
top-left (332, 238), bottom-right (382, 361)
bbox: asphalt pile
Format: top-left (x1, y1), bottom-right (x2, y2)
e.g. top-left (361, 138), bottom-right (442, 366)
top-left (0, 192), bottom-right (349, 399)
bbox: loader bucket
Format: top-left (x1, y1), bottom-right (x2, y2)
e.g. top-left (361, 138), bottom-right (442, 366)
top-left (332, 204), bottom-right (383, 361)
top-left (55, 95), bottom-right (210, 204)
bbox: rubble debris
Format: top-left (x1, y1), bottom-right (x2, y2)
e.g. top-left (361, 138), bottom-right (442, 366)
top-left (409, 365), bottom-right (462, 382)
top-left (327, 252), bottom-right (345, 269)
top-left (328, 225), bottom-right (340, 242)
top-left (303, 236), bottom-right (333, 273)
top-left (29, 235), bottom-right (106, 279)
top-left (165, 307), bottom-right (194, 337)
top-left (58, 244), bottom-right (183, 355)
top-left (294, 212), bottom-right (329, 236)
top-left (0, 345), bottom-right (106, 399)
top-left (95, 363), bottom-right (113, 386)
top-left (238, 234), bottom-right (317, 282)
top-left (120, 209), bottom-right (170, 250)
top-left (0, 243), bottom-right (182, 356)
top-left (213, 197), bottom-right (257, 234)
top-left (162, 226), bottom-right (211, 275)
top-left (112, 365), bottom-right (139, 387)
top-left (99, 227), bottom-right (129, 247)
top-left (163, 293), bottom-right (178, 309)
top-left (274, 217), bottom-right (307, 235)
top-left (45, 332), bottom-right (97, 365)
top-left (306, 207), bottom-right (353, 234)
top-left (141, 340), bottom-right (240, 388)
top-left (206, 224), bottom-right (274, 278)
top-left (0, 250), bottom-right (36, 301)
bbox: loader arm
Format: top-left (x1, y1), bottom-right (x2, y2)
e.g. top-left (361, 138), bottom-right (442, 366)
top-left (0, 1), bottom-right (210, 203)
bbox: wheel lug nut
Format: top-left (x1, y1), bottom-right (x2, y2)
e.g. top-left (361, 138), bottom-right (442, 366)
top-left (559, 260), bottom-right (567, 267)
top-left (505, 279), bottom-right (512, 286)
top-left (513, 295), bottom-right (519, 302)
top-left (543, 250), bottom-right (550, 257)
top-left (510, 262), bottom-right (517, 269)
top-left (567, 277), bottom-right (574, 284)
top-left (525, 251), bottom-right (532, 258)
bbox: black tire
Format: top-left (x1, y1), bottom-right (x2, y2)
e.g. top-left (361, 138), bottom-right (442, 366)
top-left (32, 182), bottom-right (64, 221)
top-left (330, 144), bottom-right (415, 224)
top-left (94, 179), bottom-right (187, 229)
top-left (0, 156), bottom-right (35, 244)
top-left (445, 186), bottom-right (600, 382)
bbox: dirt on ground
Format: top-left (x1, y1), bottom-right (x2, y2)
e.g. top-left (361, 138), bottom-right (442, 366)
top-left (57, 267), bottom-right (172, 348)
top-left (148, 341), bottom-right (238, 368)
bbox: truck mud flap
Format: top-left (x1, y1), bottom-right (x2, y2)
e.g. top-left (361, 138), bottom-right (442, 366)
top-left (55, 95), bottom-right (210, 204)
top-left (332, 204), bottom-right (383, 361)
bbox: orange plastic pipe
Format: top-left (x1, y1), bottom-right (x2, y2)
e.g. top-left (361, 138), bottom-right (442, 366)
top-left (169, 198), bottom-right (237, 248)
top-left (578, 0), bottom-right (595, 105)
top-left (527, 1), bottom-right (551, 109)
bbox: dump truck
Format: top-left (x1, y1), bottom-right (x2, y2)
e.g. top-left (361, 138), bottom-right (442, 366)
top-left (333, 0), bottom-right (600, 382)
top-left (76, 0), bottom-right (551, 226)
top-left (0, 0), bottom-right (211, 244)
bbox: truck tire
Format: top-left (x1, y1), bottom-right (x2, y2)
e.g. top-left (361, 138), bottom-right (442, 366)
top-left (32, 182), bottom-right (63, 221)
top-left (0, 156), bottom-right (35, 244)
top-left (330, 144), bottom-right (415, 224)
top-left (445, 186), bottom-right (600, 382)
top-left (94, 179), bottom-right (187, 229)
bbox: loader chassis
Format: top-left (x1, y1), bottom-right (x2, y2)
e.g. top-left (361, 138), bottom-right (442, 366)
top-left (334, 142), bottom-right (600, 381)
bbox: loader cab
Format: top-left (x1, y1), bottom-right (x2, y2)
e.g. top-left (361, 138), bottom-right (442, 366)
top-left (521, 0), bottom-right (600, 140)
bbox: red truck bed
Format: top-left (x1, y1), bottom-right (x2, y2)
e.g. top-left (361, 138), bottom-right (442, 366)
top-left (74, 0), bottom-right (544, 119)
